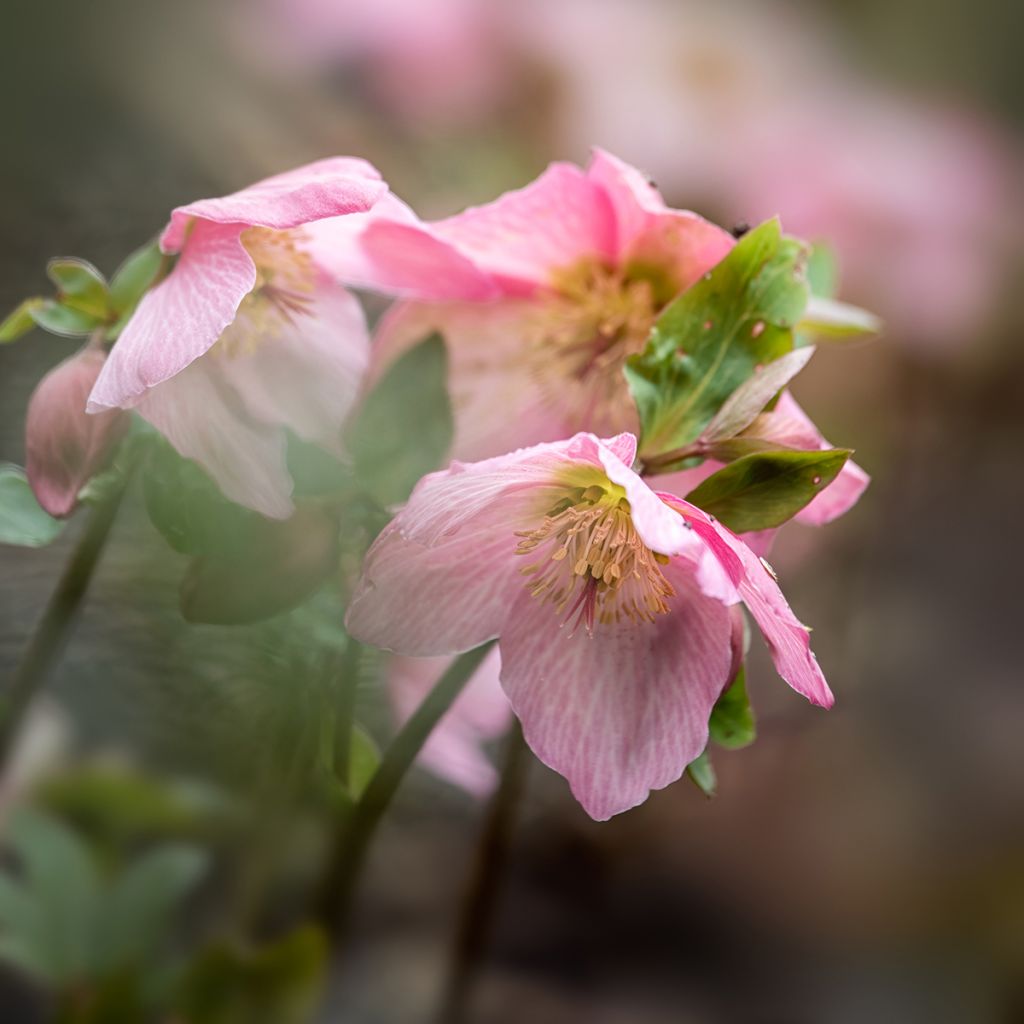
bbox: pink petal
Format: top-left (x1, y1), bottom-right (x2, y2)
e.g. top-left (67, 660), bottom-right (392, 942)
top-left (672, 501), bottom-right (833, 708)
top-left (587, 148), bottom-right (734, 290)
top-left (387, 649), bottom-right (511, 798)
top-left (498, 558), bottom-right (733, 820)
top-left (160, 157), bottom-right (385, 251)
top-left (213, 277), bottom-right (368, 454)
top-left (305, 193), bottom-right (499, 301)
top-left (431, 162), bottom-right (616, 293)
top-left (136, 357), bottom-right (294, 519)
top-left (88, 221), bottom-right (256, 412)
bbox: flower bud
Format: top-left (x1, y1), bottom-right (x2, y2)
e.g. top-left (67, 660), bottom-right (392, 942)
top-left (25, 347), bottom-right (128, 517)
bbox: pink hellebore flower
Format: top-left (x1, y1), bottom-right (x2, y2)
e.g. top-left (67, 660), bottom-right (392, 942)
top-left (316, 149), bottom-right (734, 460)
top-left (387, 649), bottom-right (512, 797)
top-left (87, 158), bottom-right (387, 518)
top-left (346, 432), bottom-right (832, 820)
top-left (26, 345), bottom-right (129, 517)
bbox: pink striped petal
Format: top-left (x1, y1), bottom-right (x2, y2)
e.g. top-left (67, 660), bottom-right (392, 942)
top-left (499, 557), bottom-right (733, 820)
top-left (88, 221), bottom-right (256, 412)
top-left (160, 157), bottom-right (385, 251)
top-left (431, 162), bottom-right (616, 293)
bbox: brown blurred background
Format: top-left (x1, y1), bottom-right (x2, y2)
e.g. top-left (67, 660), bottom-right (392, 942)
top-left (1, 0), bottom-right (1022, 1021)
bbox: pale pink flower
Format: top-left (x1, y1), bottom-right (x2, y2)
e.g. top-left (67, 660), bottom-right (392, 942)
top-left (315, 149), bottom-right (734, 461)
top-left (346, 432), bottom-right (831, 820)
top-left (387, 649), bottom-right (512, 797)
top-left (26, 345), bottom-right (129, 517)
top-left (87, 158), bottom-right (387, 518)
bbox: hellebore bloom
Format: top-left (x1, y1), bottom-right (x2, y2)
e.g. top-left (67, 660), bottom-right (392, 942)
top-left (346, 432), bottom-right (832, 820)
top-left (387, 649), bottom-right (512, 797)
top-left (26, 345), bottom-right (129, 517)
top-left (88, 158), bottom-right (387, 518)
top-left (316, 149), bottom-right (734, 460)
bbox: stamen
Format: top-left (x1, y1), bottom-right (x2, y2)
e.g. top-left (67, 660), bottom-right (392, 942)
top-left (516, 485), bottom-right (675, 636)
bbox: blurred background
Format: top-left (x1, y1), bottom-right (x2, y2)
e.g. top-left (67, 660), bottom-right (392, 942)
top-left (1, 0), bottom-right (1022, 1020)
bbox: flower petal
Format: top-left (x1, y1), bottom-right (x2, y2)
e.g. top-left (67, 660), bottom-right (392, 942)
top-left (88, 221), bottom-right (256, 412)
top-left (431, 162), bottom-right (616, 293)
top-left (387, 649), bottom-right (511, 797)
top-left (213, 277), bottom-right (368, 453)
top-left (160, 157), bottom-right (385, 251)
top-left (499, 558), bottom-right (733, 820)
top-left (673, 501), bottom-right (834, 708)
top-left (136, 357), bottom-right (294, 519)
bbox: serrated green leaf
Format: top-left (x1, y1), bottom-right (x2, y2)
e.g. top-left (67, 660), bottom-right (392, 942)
top-left (686, 750), bottom-right (716, 797)
top-left (347, 333), bottom-right (453, 507)
top-left (798, 295), bottom-right (881, 339)
top-left (0, 298), bottom-right (46, 343)
top-left (0, 464), bottom-right (65, 547)
top-left (708, 668), bottom-right (756, 750)
top-left (109, 240), bottom-right (162, 316)
top-left (46, 258), bottom-right (110, 319)
top-left (685, 448), bottom-right (850, 532)
top-left (29, 298), bottom-right (102, 337)
top-left (626, 219), bottom-right (809, 465)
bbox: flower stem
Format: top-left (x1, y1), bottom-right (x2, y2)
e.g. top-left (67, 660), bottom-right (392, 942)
top-left (324, 641), bottom-right (496, 937)
top-left (0, 480), bottom-right (127, 770)
top-left (434, 720), bottom-right (528, 1024)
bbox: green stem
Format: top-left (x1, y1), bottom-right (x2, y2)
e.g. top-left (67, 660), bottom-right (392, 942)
top-left (434, 721), bottom-right (528, 1024)
top-left (0, 482), bottom-right (126, 770)
top-left (325, 641), bottom-right (496, 936)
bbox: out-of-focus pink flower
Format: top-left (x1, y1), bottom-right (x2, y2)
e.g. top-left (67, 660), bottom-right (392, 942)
top-left (26, 345), bottom-right (129, 517)
top-left (387, 649), bottom-right (511, 797)
top-left (346, 431), bottom-right (831, 820)
top-left (320, 149), bottom-right (733, 460)
top-left (88, 158), bottom-right (386, 518)
top-left (244, 0), bottom-right (512, 127)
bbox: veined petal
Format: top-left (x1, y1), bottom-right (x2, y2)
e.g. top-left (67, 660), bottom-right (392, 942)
top-left (136, 357), bottom-right (294, 520)
top-left (587, 148), bottom-right (734, 290)
top-left (160, 157), bottom-right (385, 251)
top-left (214, 277), bottom-right (368, 453)
top-left (499, 558), bottom-right (733, 820)
top-left (387, 649), bottom-right (511, 797)
top-left (431, 162), bottom-right (616, 293)
top-left (673, 500), bottom-right (833, 708)
top-left (88, 221), bottom-right (256, 411)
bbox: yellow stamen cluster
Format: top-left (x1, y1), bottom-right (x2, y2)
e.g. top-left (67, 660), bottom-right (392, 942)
top-left (526, 259), bottom-right (662, 433)
top-left (515, 484), bottom-right (674, 634)
top-left (218, 227), bottom-right (317, 358)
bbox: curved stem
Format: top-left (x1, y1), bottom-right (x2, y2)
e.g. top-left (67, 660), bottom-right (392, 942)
top-left (434, 721), bottom-right (528, 1024)
top-left (0, 481), bottom-right (127, 770)
top-left (325, 641), bottom-right (496, 937)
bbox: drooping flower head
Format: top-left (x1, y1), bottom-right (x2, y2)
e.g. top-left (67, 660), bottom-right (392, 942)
top-left (346, 432), bottom-right (831, 820)
top-left (313, 149), bottom-right (735, 460)
top-left (88, 158), bottom-right (387, 517)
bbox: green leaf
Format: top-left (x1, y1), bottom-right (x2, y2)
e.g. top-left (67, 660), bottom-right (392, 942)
top-left (29, 298), bottom-right (102, 337)
top-left (109, 239), bottom-right (162, 315)
top-left (100, 845), bottom-right (207, 971)
top-left (174, 926), bottom-right (327, 1024)
top-left (700, 346), bottom-right (816, 445)
top-left (798, 295), bottom-right (881, 340)
top-left (805, 241), bottom-right (838, 299)
top-left (347, 333), bottom-right (453, 507)
top-left (6, 809), bottom-right (102, 982)
top-left (346, 725), bottom-right (380, 801)
top-left (0, 298), bottom-right (46, 343)
top-left (685, 448), bottom-right (851, 532)
top-left (708, 668), bottom-right (756, 750)
top-left (46, 258), bottom-right (110, 319)
top-left (0, 464), bottom-right (65, 547)
top-left (626, 219), bottom-right (809, 466)
top-left (686, 750), bottom-right (716, 797)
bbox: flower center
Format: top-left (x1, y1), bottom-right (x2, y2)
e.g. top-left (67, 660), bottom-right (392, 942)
top-left (515, 484), bottom-right (674, 635)
top-left (526, 259), bottom-right (664, 433)
top-left (218, 227), bottom-right (317, 358)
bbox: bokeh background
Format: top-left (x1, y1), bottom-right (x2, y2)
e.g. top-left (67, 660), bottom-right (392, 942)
top-left (1, 0), bottom-right (1022, 1021)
